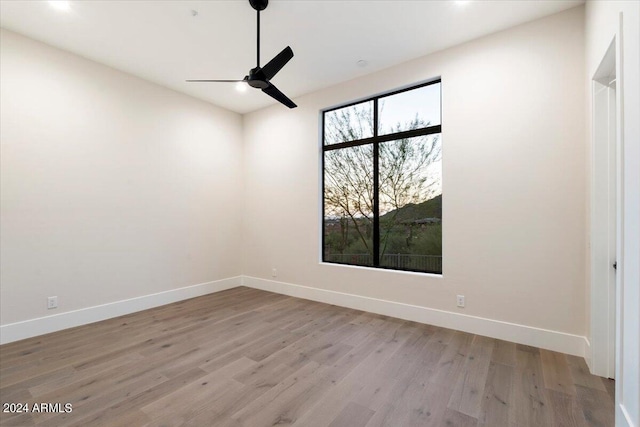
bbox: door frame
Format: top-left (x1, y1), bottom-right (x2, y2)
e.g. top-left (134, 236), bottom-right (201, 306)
top-left (589, 37), bottom-right (620, 380)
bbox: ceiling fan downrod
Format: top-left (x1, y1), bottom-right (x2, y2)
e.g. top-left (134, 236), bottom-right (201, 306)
top-left (250, 0), bottom-right (268, 66)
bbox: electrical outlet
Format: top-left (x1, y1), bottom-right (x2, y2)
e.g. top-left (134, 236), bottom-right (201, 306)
top-left (456, 295), bottom-right (465, 308)
top-left (271, 268), bottom-right (277, 278)
top-left (47, 296), bottom-right (58, 309)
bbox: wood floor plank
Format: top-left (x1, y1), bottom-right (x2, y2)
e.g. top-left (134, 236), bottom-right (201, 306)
top-left (512, 345), bottom-right (553, 427)
top-left (328, 402), bottom-right (375, 427)
top-left (492, 339), bottom-right (517, 367)
top-left (364, 335), bottom-right (448, 425)
top-left (363, 403), bottom-right (394, 427)
top-left (197, 327), bottom-right (288, 373)
top-left (140, 369), bottom-right (244, 422)
top-left (32, 368), bottom-right (169, 426)
top-left (95, 409), bottom-right (151, 427)
top-left (541, 349), bottom-right (577, 396)
top-left (1, 364), bottom-right (67, 400)
top-left (0, 287), bottom-right (614, 427)
top-left (242, 329), bottom-right (306, 362)
top-left (566, 355), bottom-right (607, 392)
top-left (427, 326), bottom-right (456, 346)
top-left (442, 408), bottom-right (478, 427)
top-left (548, 389), bottom-right (588, 427)
top-left (0, 385), bottom-right (33, 407)
top-left (0, 411), bottom-right (35, 426)
top-left (182, 411), bottom-right (244, 427)
top-left (33, 371), bottom-right (167, 426)
top-left (29, 352), bottom-right (144, 397)
top-left (478, 361), bottom-right (513, 426)
top-left (447, 335), bottom-right (494, 419)
top-left (430, 330), bottom-right (474, 386)
top-left (231, 361), bottom-right (328, 427)
top-left (320, 310), bottom-right (361, 333)
top-left (65, 368), bottom-right (207, 427)
top-left (376, 370), bottom-right (453, 426)
top-left (142, 378), bottom-right (244, 426)
top-left (235, 361), bottom-right (294, 389)
top-left (159, 322), bottom-right (275, 378)
top-left (291, 332), bottom-right (409, 427)
top-left (351, 326), bottom-right (434, 411)
top-left (283, 304), bottom-right (337, 334)
top-left (603, 378), bottom-right (615, 402)
top-left (576, 385), bottom-right (615, 427)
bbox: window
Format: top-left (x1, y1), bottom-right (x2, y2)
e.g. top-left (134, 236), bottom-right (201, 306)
top-left (322, 79), bottom-right (442, 274)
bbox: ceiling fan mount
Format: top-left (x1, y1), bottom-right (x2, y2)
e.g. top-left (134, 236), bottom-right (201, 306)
top-left (186, 0), bottom-right (297, 108)
top-left (248, 0), bottom-right (268, 12)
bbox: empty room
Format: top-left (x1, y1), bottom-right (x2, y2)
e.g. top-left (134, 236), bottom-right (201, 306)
top-left (0, 0), bottom-right (638, 426)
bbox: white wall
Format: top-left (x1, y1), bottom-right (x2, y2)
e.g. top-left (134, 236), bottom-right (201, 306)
top-left (242, 7), bottom-right (587, 349)
top-left (0, 30), bottom-right (243, 329)
top-left (585, 2), bottom-right (640, 426)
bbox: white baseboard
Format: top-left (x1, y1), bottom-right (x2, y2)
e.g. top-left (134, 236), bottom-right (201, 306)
top-left (584, 337), bottom-right (593, 370)
top-left (242, 276), bottom-right (588, 357)
top-left (1, 275), bottom-right (589, 359)
top-left (0, 276), bottom-right (242, 345)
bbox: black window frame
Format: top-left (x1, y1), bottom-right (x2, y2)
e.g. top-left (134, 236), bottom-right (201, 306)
top-left (321, 78), bottom-right (442, 274)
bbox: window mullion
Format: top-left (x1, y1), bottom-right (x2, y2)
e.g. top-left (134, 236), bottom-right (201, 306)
top-left (373, 99), bottom-right (380, 267)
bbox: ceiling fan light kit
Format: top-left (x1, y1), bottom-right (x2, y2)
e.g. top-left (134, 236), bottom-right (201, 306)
top-left (187, 0), bottom-right (297, 109)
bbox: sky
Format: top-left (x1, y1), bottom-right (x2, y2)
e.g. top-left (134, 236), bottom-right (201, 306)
top-left (378, 83), bottom-right (441, 134)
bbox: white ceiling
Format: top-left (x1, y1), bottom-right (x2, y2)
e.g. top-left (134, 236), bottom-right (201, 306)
top-left (1, 0), bottom-right (583, 114)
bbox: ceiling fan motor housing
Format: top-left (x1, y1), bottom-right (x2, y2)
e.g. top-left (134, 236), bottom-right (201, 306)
top-left (248, 68), bottom-right (269, 89)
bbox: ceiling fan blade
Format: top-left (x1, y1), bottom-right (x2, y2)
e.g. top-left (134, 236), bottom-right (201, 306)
top-left (186, 79), bottom-right (245, 82)
top-left (261, 46), bottom-right (294, 80)
top-left (262, 83), bottom-right (297, 108)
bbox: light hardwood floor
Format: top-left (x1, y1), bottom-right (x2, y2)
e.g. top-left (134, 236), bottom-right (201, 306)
top-left (0, 287), bottom-right (614, 427)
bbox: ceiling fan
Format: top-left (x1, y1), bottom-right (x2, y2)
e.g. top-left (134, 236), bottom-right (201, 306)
top-left (187, 0), bottom-right (297, 109)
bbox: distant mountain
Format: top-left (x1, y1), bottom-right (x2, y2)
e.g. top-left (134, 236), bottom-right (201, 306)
top-left (380, 194), bottom-right (442, 222)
